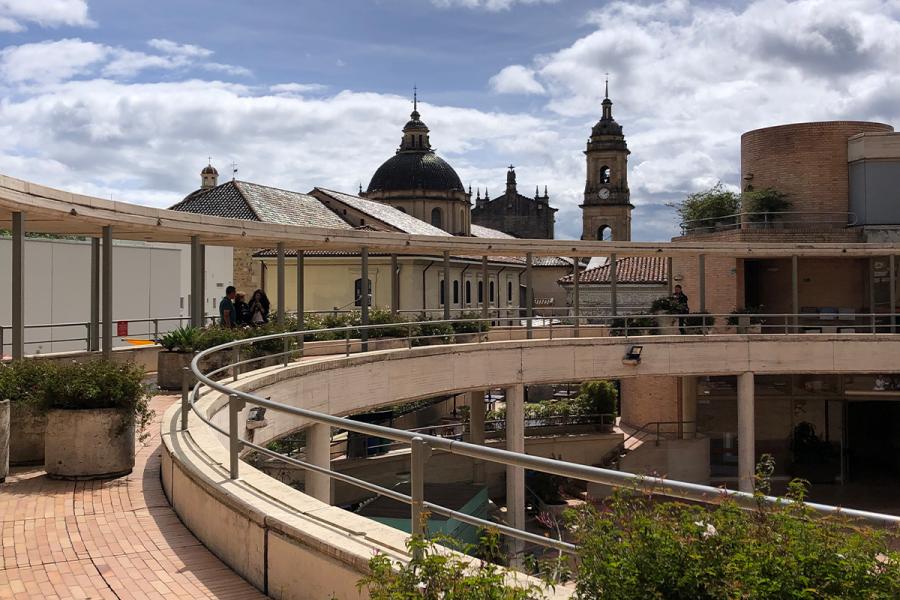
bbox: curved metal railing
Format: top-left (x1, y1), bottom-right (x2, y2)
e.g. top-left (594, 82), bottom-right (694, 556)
top-left (180, 316), bottom-right (900, 562)
top-left (679, 210), bottom-right (857, 235)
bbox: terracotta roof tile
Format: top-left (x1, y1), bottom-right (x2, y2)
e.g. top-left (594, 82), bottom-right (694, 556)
top-left (559, 255), bottom-right (668, 284)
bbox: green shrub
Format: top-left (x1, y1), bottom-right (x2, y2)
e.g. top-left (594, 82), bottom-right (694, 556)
top-left (414, 317), bottom-right (454, 346)
top-left (158, 325), bottom-right (203, 352)
top-left (726, 305), bottom-right (766, 327)
top-left (650, 296), bottom-right (683, 314)
top-left (452, 311), bottom-right (489, 335)
top-left (668, 182), bottom-right (741, 229)
top-left (195, 326), bottom-right (245, 351)
top-left (0, 360), bottom-right (56, 407)
top-left (367, 308), bottom-right (412, 338)
top-left (742, 187), bottom-right (791, 218)
top-left (568, 482), bottom-right (900, 599)
top-left (683, 311), bottom-right (715, 332)
top-left (609, 314), bottom-right (657, 336)
top-left (574, 380), bottom-right (617, 415)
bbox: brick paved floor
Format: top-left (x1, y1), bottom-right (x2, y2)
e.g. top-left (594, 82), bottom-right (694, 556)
top-left (0, 395), bottom-right (267, 599)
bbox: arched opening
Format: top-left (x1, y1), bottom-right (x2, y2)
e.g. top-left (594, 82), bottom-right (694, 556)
top-left (507, 280), bottom-right (513, 303)
top-left (354, 278), bottom-right (371, 307)
top-left (478, 281), bottom-right (484, 304)
top-left (439, 280), bottom-right (445, 305)
top-left (599, 166), bottom-right (611, 184)
top-left (489, 281), bottom-right (495, 303)
top-left (598, 225), bottom-right (613, 241)
top-left (453, 280), bottom-right (460, 304)
top-left (465, 280), bottom-right (472, 305)
top-left (431, 207), bottom-right (443, 228)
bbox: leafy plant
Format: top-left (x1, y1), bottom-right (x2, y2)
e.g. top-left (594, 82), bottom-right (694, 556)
top-left (650, 296), bottom-right (684, 315)
top-left (668, 182), bottom-right (741, 230)
top-left (726, 305), bottom-right (766, 327)
top-left (574, 380), bottom-right (618, 416)
top-left (359, 532), bottom-right (548, 599)
top-left (0, 360), bottom-right (56, 408)
top-left (742, 187), bottom-right (791, 218)
top-left (568, 483), bottom-right (900, 599)
top-left (452, 312), bottom-right (490, 335)
top-left (609, 314), bottom-right (658, 336)
top-left (158, 326), bottom-right (202, 352)
top-left (40, 360), bottom-right (154, 439)
top-left (683, 311), bottom-right (715, 332)
top-left (367, 308), bottom-right (413, 339)
top-left (414, 317), bottom-right (454, 346)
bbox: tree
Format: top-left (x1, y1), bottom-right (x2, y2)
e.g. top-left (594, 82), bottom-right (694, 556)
top-left (668, 183), bottom-right (741, 230)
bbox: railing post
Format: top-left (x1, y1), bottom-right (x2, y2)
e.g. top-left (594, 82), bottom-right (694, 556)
top-left (84, 323), bottom-right (91, 351)
top-left (0, 326), bottom-right (4, 359)
top-left (232, 346), bottom-right (240, 382)
top-left (345, 328), bottom-right (351, 356)
top-left (410, 436), bottom-right (430, 560)
top-left (283, 336), bottom-right (290, 367)
top-left (153, 318), bottom-right (159, 341)
top-left (181, 366), bottom-right (191, 431)
top-left (407, 323), bottom-right (413, 350)
top-left (228, 393), bottom-right (245, 479)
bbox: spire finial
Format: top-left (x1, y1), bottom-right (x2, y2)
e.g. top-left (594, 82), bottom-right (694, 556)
top-left (413, 84), bottom-right (417, 112)
top-left (359, 182), bottom-right (363, 194)
top-left (604, 72), bottom-right (609, 99)
top-left (544, 185), bottom-right (548, 196)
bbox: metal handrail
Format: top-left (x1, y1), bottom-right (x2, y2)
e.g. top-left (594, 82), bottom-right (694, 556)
top-left (179, 317), bottom-right (900, 564)
top-left (680, 210), bottom-right (856, 234)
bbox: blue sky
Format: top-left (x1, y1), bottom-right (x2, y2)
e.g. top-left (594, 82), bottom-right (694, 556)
top-left (2, 0), bottom-right (900, 241)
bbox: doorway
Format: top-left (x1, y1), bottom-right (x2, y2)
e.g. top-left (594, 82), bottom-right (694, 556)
top-left (846, 401), bottom-right (900, 482)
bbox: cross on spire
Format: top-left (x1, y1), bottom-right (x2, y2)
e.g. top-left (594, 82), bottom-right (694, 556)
top-left (508, 164), bottom-right (515, 170)
top-left (231, 161), bottom-right (238, 181)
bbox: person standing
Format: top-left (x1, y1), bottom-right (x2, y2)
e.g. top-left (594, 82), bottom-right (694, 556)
top-left (672, 284), bottom-right (690, 334)
top-left (234, 292), bottom-right (250, 326)
top-left (248, 289), bottom-right (270, 326)
top-left (219, 285), bottom-right (237, 328)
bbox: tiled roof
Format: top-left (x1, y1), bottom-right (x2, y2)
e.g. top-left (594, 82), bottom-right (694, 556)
top-left (470, 224), bottom-right (516, 239)
top-left (169, 181), bottom-right (352, 230)
top-left (312, 188), bottom-right (451, 236)
top-left (253, 248), bottom-right (525, 265)
top-left (558, 255), bottom-right (668, 285)
top-left (533, 256), bottom-right (581, 268)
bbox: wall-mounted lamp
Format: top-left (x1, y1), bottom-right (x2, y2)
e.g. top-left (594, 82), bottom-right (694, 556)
top-left (623, 345), bottom-right (643, 366)
top-left (246, 406), bottom-right (268, 430)
top-left (673, 274), bottom-right (684, 282)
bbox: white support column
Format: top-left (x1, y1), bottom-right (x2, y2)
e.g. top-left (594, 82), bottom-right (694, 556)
top-left (481, 256), bottom-right (489, 322)
top-left (190, 236), bottom-right (202, 328)
top-left (296, 250), bottom-right (305, 330)
top-left (200, 244), bottom-right (206, 324)
top-left (791, 255), bottom-right (799, 331)
top-left (889, 255), bottom-right (896, 334)
top-left (11, 212), bottom-right (24, 360)
top-left (361, 246), bottom-right (369, 350)
top-left (681, 376), bottom-right (698, 438)
top-left (443, 251), bottom-right (451, 321)
top-left (390, 254), bottom-right (400, 316)
top-left (306, 423), bottom-right (332, 503)
top-left (525, 252), bottom-right (533, 339)
top-left (101, 225), bottom-right (113, 360)
top-left (276, 242), bottom-right (286, 325)
top-left (737, 372), bottom-right (755, 493)
top-left (505, 384), bottom-right (525, 543)
top-left (468, 390), bottom-right (486, 484)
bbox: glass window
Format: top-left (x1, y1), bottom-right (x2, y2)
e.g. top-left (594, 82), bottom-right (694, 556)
top-left (507, 280), bottom-right (513, 302)
top-left (490, 281), bottom-right (495, 303)
top-left (431, 207), bottom-right (442, 228)
top-left (453, 280), bottom-right (459, 304)
top-left (478, 281), bottom-right (484, 303)
top-left (354, 278), bottom-right (371, 307)
top-left (465, 281), bottom-right (472, 304)
top-left (439, 280), bottom-right (445, 305)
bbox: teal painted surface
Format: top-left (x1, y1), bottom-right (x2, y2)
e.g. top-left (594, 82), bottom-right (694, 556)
top-left (371, 487), bottom-right (490, 546)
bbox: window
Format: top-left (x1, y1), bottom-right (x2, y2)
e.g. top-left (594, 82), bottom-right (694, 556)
top-left (489, 281), bottom-right (495, 303)
top-left (431, 207), bottom-right (442, 228)
top-left (507, 280), bottom-right (513, 302)
top-left (598, 225), bottom-right (613, 241)
top-left (478, 281), bottom-right (484, 304)
top-left (599, 165), bottom-right (611, 184)
top-left (465, 280), bottom-right (472, 304)
top-left (440, 280), bottom-right (445, 305)
top-left (453, 280), bottom-right (459, 304)
top-left (354, 278), bottom-right (371, 306)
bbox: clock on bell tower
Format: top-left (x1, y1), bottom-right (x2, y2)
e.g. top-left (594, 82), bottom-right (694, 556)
top-left (581, 79), bottom-right (632, 241)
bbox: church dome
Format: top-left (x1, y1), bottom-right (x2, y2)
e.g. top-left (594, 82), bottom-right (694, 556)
top-left (367, 152), bottom-right (464, 193)
top-left (201, 164), bottom-right (218, 175)
top-left (591, 98), bottom-right (623, 137)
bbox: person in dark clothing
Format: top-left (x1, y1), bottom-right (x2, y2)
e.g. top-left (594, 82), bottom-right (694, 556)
top-left (234, 292), bottom-right (250, 326)
top-left (219, 286), bottom-right (237, 328)
top-left (248, 289), bottom-right (270, 326)
top-left (672, 284), bottom-right (690, 334)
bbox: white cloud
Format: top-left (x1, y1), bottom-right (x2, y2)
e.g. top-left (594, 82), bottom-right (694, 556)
top-left (202, 62), bottom-right (252, 77)
top-left (270, 83), bottom-right (328, 95)
top-left (147, 38), bottom-right (214, 58)
top-left (489, 65), bottom-right (545, 95)
top-left (0, 38), bottom-right (107, 83)
top-left (431, 0), bottom-right (560, 11)
top-left (0, 0), bottom-right (93, 31)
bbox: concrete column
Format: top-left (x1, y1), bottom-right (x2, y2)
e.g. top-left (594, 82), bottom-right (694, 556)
top-left (481, 256), bottom-right (489, 322)
top-left (572, 256), bottom-right (580, 336)
top-left (890, 255), bottom-right (896, 334)
top-left (101, 226), bottom-right (113, 359)
top-left (306, 423), bottom-right (332, 504)
top-left (296, 251), bottom-right (305, 330)
top-left (90, 237), bottom-right (100, 351)
top-left (442, 251), bottom-right (451, 321)
top-left (390, 254), bottom-right (399, 316)
top-left (11, 212), bottom-right (24, 360)
top-left (791, 255), bottom-right (799, 331)
top-left (276, 242), bottom-right (286, 325)
top-left (468, 390), bottom-right (486, 484)
top-left (680, 377), bottom-right (698, 438)
top-left (200, 244), bottom-right (206, 324)
top-left (361, 246), bottom-right (369, 350)
top-left (698, 254), bottom-right (706, 313)
top-left (0, 399), bottom-right (9, 483)
top-left (190, 236), bottom-right (202, 328)
top-left (610, 253), bottom-right (618, 316)
top-left (737, 372), bottom-right (755, 493)
top-left (505, 384), bottom-right (525, 533)
top-left (525, 252), bottom-right (533, 339)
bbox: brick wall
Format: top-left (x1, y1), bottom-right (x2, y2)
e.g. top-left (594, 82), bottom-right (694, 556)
top-left (670, 254), bottom-right (742, 315)
top-left (232, 247), bottom-right (261, 294)
top-left (620, 376), bottom-right (679, 427)
top-left (672, 228), bottom-right (863, 243)
top-left (741, 121), bottom-right (893, 215)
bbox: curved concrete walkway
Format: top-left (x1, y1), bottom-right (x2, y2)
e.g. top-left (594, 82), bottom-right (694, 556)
top-left (0, 395), bottom-right (266, 599)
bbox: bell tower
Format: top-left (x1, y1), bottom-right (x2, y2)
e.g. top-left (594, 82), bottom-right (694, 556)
top-left (581, 79), bottom-right (632, 241)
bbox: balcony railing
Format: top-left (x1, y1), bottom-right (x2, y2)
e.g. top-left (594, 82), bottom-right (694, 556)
top-left (679, 211), bottom-right (856, 235)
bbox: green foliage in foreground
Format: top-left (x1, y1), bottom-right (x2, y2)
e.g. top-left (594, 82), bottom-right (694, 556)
top-left (569, 482), bottom-right (900, 600)
top-left (359, 534), bottom-right (547, 600)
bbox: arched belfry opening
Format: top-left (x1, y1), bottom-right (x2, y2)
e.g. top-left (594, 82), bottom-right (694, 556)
top-left (598, 225), bottom-right (613, 241)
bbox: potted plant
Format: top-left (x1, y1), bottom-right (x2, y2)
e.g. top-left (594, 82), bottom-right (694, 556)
top-left (42, 360), bottom-right (153, 480)
top-left (789, 421), bottom-right (837, 484)
top-left (683, 311), bottom-right (716, 334)
top-left (157, 326), bottom-right (201, 390)
top-left (650, 296), bottom-right (683, 333)
top-left (0, 360), bottom-right (53, 465)
top-left (526, 467), bottom-right (568, 517)
top-left (610, 314), bottom-right (657, 336)
top-left (727, 306), bottom-right (765, 334)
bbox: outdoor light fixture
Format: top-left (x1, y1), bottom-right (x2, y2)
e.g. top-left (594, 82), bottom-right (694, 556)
top-left (623, 345), bottom-right (643, 365)
top-left (246, 406), bottom-right (269, 430)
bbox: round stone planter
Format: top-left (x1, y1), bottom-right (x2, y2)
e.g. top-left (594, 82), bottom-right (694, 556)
top-left (157, 351), bottom-right (194, 390)
top-left (9, 402), bottom-right (47, 466)
top-left (44, 408), bottom-right (135, 480)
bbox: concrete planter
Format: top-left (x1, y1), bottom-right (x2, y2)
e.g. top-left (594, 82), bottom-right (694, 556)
top-left (9, 403), bottom-right (47, 465)
top-left (44, 408), bottom-right (135, 480)
top-left (157, 351), bottom-right (194, 390)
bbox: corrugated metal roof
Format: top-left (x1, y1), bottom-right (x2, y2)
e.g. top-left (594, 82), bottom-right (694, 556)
top-left (558, 255), bottom-right (668, 284)
top-left (313, 187), bottom-right (452, 237)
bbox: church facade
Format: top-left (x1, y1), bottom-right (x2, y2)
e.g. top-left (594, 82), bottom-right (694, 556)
top-left (471, 167), bottom-right (556, 239)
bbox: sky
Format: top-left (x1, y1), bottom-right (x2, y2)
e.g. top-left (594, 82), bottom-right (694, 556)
top-left (2, 0), bottom-right (900, 241)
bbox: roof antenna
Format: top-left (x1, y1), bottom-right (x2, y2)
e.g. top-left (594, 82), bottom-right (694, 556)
top-left (231, 161), bottom-right (238, 181)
